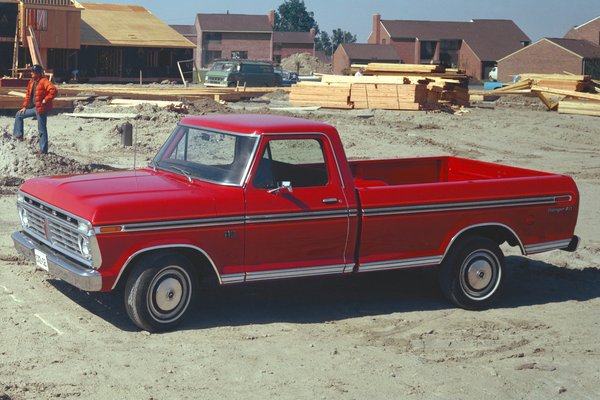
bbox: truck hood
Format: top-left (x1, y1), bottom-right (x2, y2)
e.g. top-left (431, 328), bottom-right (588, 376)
top-left (20, 169), bottom-right (222, 225)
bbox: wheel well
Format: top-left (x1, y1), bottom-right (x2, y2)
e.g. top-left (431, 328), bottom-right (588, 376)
top-left (113, 246), bottom-right (220, 291)
top-left (445, 224), bottom-right (523, 259)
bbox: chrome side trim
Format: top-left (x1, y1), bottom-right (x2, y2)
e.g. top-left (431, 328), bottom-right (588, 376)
top-left (524, 239), bottom-right (573, 255)
top-left (112, 244), bottom-right (223, 289)
top-left (443, 223), bottom-right (526, 258)
top-left (359, 255), bottom-right (443, 273)
top-left (363, 195), bottom-right (568, 217)
top-left (12, 231), bottom-right (102, 292)
top-left (221, 273), bottom-right (245, 284)
top-left (244, 264), bottom-right (348, 282)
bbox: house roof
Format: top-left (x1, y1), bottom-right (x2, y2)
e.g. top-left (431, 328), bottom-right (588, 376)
top-left (381, 19), bottom-right (530, 61)
top-left (498, 37), bottom-right (600, 62)
top-left (80, 3), bottom-right (195, 48)
top-left (273, 31), bottom-right (314, 45)
top-left (196, 13), bottom-right (272, 33)
top-left (338, 43), bottom-right (400, 61)
top-left (170, 24), bottom-right (196, 37)
top-left (547, 38), bottom-right (600, 58)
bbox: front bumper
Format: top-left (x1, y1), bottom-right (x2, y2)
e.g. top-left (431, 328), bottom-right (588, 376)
top-left (12, 231), bottom-right (102, 292)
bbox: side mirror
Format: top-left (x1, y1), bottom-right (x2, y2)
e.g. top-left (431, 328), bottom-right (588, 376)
top-left (268, 181), bottom-right (293, 194)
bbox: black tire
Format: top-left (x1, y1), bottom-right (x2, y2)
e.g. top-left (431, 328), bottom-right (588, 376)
top-left (439, 236), bottom-right (504, 310)
top-left (124, 252), bottom-right (197, 332)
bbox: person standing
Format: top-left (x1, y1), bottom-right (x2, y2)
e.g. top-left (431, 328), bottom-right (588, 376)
top-left (13, 64), bottom-right (58, 154)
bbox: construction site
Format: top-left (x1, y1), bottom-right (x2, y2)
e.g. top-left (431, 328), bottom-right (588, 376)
top-left (0, 1), bottom-right (600, 400)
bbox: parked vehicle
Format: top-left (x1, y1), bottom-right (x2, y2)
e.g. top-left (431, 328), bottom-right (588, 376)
top-left (204, 60), bottom-right (282, 87)
top-left (275, 69), bottom-right (299, 86)
top-left (12, 115), bottom-right (580, 331)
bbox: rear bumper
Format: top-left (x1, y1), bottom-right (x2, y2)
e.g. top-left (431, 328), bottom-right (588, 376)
top-left (12, 231), bottom-right (103, 292)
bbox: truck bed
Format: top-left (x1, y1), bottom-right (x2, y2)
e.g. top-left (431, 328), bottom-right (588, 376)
top-left (350, 156), bottom-right (553, 187)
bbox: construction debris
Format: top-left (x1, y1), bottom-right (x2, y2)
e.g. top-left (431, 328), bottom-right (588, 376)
top-left (289, 63), bottom-right (469, 111)
top-left (470, 73), bottom-right (600, 116)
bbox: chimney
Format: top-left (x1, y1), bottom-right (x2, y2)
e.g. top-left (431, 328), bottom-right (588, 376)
top-left (373, 13), bottom-right (381, 44)
top-left (310, 27), bottom-right (316, 38)
top-left (268, 9), bottom-right (275, 28)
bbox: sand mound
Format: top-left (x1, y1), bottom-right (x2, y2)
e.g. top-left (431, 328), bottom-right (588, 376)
top-left (281, 53), bottom-right (331, 75)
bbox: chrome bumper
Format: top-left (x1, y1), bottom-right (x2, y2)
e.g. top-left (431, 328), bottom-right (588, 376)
top-left (562, 235), bottom-right (581, 252)
top-left (12, 231), bottom-right (103, 292)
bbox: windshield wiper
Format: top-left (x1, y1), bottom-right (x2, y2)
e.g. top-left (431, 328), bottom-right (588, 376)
top-left (170, 166), bottom-right (194, 183)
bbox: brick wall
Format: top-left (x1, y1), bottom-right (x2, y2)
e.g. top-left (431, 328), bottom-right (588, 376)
top-left (497, 40), bottom-right (583, 82)
top-left (197, 31), bottom-right (272, 67)
top-left (458, 42), bottom-right (483, 80)
top-left (332, 47), bottom-right (350, 75)
top-left (565, 18), bottom-right (600, 45)
top-left (274, 44), bottom-right (314, 61)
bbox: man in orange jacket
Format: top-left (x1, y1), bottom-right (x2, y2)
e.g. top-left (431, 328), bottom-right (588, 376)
top-left (13, 64), bottom-right (57, 154)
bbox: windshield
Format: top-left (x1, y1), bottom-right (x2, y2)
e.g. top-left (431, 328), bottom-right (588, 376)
top-left (152, 125), bottom-right (259, 186)
top-left (211, 62), bottom-right (234, 72)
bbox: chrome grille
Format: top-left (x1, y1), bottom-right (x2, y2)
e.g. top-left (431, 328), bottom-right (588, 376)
top-left (20, 196), bottom-right (90, 266)
top-left (48, 220), bottom-right (80, 254)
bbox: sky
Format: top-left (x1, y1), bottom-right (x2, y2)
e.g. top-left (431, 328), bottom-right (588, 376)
top-left (106, 0), bottom-right (600, 42)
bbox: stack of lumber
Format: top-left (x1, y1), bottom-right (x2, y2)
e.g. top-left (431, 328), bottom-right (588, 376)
top-left (558, 99), bottom-right (600, 117)
top-left (289, 63), bottom-right (470, 110)
top-left (518, 74), bottom-right (592, 92)
top-left (288, 82), bottom-right (352, 109)
top-left (350, 84), bottom-right (427, 110)
top-left (0, 88), bottom-right (89, 110)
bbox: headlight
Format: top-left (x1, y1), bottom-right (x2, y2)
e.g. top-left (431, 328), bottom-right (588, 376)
top-left (78, 221), bottom-right (93, 236)
top-left (78, 235), bottom-right (91, 259)
top-left (18, 207), bottom-right (29, 229)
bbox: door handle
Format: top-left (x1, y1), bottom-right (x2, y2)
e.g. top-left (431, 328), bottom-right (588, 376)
top-left (322, 198), bottom-right (340, 205)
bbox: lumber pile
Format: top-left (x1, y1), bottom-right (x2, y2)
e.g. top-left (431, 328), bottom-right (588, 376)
top-left (469, 73), bottom-right (600, 116)
top-left (558, 99), bottom-right (600, 116)
top-left (289, 63), bottom-right (469, 110)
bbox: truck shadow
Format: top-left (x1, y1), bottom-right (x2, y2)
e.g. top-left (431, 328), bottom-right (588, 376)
top-left (49, 255), bottom-right (600, 332)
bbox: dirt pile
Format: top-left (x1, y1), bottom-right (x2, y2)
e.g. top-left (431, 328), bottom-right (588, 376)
top-left (281, 53), bottom-right (332, 75)
top-left (182, 97), bottom-right (232, 115)
top-left (0, 129), bottom-right (112, 192)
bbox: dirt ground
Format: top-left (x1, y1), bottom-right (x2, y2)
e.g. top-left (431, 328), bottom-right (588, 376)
top-left (0, 94), bottom-right (599, 399)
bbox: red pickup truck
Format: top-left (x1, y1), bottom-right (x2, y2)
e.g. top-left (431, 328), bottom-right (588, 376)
top-left (12, 114), bottom-right (580, 331)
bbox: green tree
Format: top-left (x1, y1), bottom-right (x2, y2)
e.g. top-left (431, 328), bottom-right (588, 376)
top-left (331, 28), bottom-right (357, 54)
top-left (315, 31), bottom-right (332, 55)
top-left (274, 0), bottom-right (318, 32)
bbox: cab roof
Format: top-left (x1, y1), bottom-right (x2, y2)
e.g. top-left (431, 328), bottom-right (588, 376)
top-left (179, 114), bottom-right (338, 136)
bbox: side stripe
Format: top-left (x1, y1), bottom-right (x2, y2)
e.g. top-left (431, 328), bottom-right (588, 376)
top-left (363, 195), bottom-right (569, 217)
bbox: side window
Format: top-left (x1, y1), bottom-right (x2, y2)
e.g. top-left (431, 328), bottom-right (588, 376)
top-left (253, 138), bottom-right (329, 189)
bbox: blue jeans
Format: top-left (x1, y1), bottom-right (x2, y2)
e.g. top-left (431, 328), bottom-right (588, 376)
top-left (13, 108), bottom-right (48, 154)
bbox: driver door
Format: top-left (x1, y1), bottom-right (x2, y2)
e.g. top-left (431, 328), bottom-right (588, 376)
top-left (243, 135), bottom-right (351, 281)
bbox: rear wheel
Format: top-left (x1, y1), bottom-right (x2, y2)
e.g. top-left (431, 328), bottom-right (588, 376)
top-left (124, 252), bottom-right (197, 332)
top-left (439, 236), bottom-right (504, 310)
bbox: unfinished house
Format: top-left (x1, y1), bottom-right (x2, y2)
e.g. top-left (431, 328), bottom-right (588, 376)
top-left (273, 30), bottom-right (315, 63)
top-left (11, 0), bottom-right (81, 77)
top-left (368, 14), bottom-right (530, 81)
top-left (77, 3), bottom-right (194, 82)
top-left (0, 0), bottom-right (18, 76)
top-left (194, 11), bottom-right (274, 68)
top-left (332, 43), bottom-right (400, 75)
top-left (497, 38), bottom-right (600, 81)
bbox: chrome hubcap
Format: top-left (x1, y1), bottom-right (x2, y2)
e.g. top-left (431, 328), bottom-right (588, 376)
top-left (148, 266), bottom-right (191, 323)
top-left (155, 278), bottom-right (183, 312)
top-left (466, 260), bottom-right (493, 290)
top-left (460, 250), bottom-right (500, 300)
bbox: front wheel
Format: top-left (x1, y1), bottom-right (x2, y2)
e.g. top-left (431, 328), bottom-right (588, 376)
top-left (124, 252), bottom-right (197, 332)
top-left (438, 236), bottom-right (505, 310)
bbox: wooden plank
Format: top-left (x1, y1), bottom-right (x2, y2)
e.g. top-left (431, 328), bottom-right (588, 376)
top-left (558, 100), bottom-right (600, 116)
top-left (531, 86), bottom-right (600, 101)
